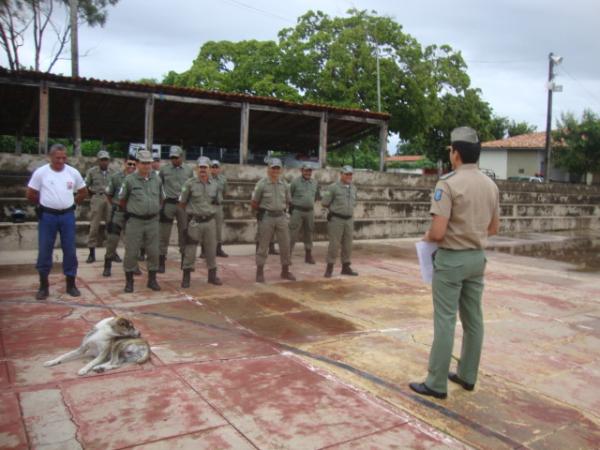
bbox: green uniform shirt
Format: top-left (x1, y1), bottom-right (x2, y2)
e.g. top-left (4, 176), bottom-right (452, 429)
top-left (180, 177), bottom-right (217, 217)
top-left (211, 173), bottom-right (227, 204)
top-left (105, 171), bottom-right (126, 206)
top-left (85, 166), bottom-right (112, 194)
top-left (321, 181), bottom-right (356, 217)
top-left (159, 163), bottom-right (193, 200)
top-left (119, 172), bottom-right (163, 216)
top-left (290, 175), bottom-right (319, 208)
top-left (252, 177), bottom-right (290, 212)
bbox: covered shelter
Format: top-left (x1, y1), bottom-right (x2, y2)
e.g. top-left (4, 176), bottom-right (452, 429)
top-left (0, 68), bottom-right (390, 169)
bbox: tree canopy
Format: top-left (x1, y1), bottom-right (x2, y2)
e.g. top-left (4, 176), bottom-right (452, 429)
top-left (553, 110), bottom-right (600, 179)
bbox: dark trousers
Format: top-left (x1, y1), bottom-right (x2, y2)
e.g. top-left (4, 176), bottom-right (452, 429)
top-left (36, 210), bottom-right (78, 277)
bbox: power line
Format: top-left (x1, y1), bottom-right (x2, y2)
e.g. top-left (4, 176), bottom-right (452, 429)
top-left (465, 58), bottom-right (543, 65)
top-left (555, 65), bottom-right (600, 110)
top-left (220, 0), bottom-right (295, 24)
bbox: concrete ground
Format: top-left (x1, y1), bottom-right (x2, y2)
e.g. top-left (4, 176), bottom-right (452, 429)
top-left (1, 235), bottom-right (599, 449)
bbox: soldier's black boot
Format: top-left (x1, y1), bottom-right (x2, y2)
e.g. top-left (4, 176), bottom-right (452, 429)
top-left (147, 271), bottom-right (161, 291)
top-left (208, 268), bottom-right (223, 285)
top-left (112, 252), bottom-right (122, 263)
top-left (216, 243), bottom-right (229, 258)
top-left (66, 276), bottom-right (81, 297)
top-left (256, 265), bottom-right (265, 283)
top-left (36, 274), bottom-right (49, 300)
top-left (341, 263), bottom-right (358, 276)
top-left (281, 265), bottom-right (296, 281)
top-left (269, 242), bottom-right (279, 255)
top-left (102, 258), bottom-right (112, 277)
top-left (181, 269), bottom-right (191, 288)
top-left (158, 255), bottom-right (166, 274)
top-left (86, 247), bottom-right (96, 263)
top-left (324, 263), bottom-right (334, 278)
top-left (305, 249), bottom-right (316, 264)
top-left (124, 272), bottom-right (134, 293)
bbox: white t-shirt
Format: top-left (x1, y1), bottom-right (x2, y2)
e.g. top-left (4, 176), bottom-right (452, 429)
top-left (28, 163), bottom-right (86, 209)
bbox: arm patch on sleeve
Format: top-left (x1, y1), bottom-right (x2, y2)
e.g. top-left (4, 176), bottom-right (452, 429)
top-left (434, 189), bottom-right (443, 201)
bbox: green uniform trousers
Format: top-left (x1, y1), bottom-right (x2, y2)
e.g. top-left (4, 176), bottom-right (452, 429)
top-left (256, 214), bottom-right (290, 266)
top-left (159, 202), bottom-right (188, 256)
top-left (326, 216), bottom-right (353, 264)
top-left (182, 218), bottom-right (217, 270)
top-left (87, 194), bottom-right (110, 247)
top-left (104, 208), bottom-right (125, 259)
top-left (214, 204), bottom-right (225, 244)
top-left (426, 248), bottom-right (486, 393)
top-left (289, 208), bottom-right (314, 252)
top-left (124, 217), bottom-right (159, 272)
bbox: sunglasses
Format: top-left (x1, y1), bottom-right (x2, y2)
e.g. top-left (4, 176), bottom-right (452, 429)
top-left (140, 161), bottom-right (151, 165)
top-left (126, 162), bottom-right (136, 167)
top-left (211, 165), bottom-right (219, 168)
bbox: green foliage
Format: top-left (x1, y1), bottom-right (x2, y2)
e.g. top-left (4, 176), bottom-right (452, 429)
top-left (553, 110), bottom-right (600, 178)
top-left (507, 120), bottom-right (537, 137)
top-left (326, 135), bottom-right (380, 170)
top-left (386, 157), bottom-right (436, 170)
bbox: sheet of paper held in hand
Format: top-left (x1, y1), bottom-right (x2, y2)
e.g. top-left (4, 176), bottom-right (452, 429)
top-left (415, 241), bottom-right (438, 284)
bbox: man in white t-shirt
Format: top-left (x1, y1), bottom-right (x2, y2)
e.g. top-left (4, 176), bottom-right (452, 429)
top-left (26, 144), bottom-right (88, 300)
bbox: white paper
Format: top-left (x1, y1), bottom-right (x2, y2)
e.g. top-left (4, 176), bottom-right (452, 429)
top-left (415, 241), bottom-right (438, 284)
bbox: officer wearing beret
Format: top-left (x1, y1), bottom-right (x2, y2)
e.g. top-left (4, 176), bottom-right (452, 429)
top-left (158, 146), bottom-right (193, 273)
top-left (410, 126), bottom-right (500, 400)
top-left (210, 159), bottom-right (229, 257)
top-left (119, 150), bottom-right (164, 293)
top-left (251, 158), bottom-right (295, 283)
top-left (289, 163), bottom-right (319, 264)
top-left (179, 156), bottom-right (223, 288)
top-left (321, 165), bottom-right (358, 278)
top-left (84, 150), bottom-right (113, 263)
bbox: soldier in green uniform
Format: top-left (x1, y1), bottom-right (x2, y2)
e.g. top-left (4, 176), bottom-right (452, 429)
top-left (289, 163), bottom-right (319, 264)
top-left (410, 127), bottom-right (500, 400)
top-left (102, 155), bottom-right (137, 277)
top-left (85, 150), bottom-right (113, 263)
top-left (179, 156), bottom-right (223, 288)
top-left (210, 160), bottom-right (229, 257)
top-left (321, 165), bottom-right (358, 278)
top-left (158, 146), bottom-right (193, 273)
top-left (251, 158), bottom-right (295, 283)
top-left (119, 150), bottom-right (164, 293)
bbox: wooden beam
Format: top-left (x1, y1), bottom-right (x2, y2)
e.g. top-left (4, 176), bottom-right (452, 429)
top-left (239, 102), bottom-right (250, 164)
top-left (319, 112), bottom-right (328, 168)
top-left (144, 96), bottom-right (154, 152)
top-left (379, 121), bottom-right (388, 172)
top-left (38, 83), bottom-right (49, 154)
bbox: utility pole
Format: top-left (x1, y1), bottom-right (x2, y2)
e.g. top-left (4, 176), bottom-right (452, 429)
top-left (543, 52), bottom-right (563, 182)
top-left (70, 0), bottom-right (81, 157)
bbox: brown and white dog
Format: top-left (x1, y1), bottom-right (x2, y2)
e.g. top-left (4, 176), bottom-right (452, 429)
top-left (44, 316), bottom-right (150, 376)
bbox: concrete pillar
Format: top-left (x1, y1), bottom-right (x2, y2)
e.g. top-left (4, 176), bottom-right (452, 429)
top-left (239, 102), bottom-right (249, 164)
top-left (38, 83), bottom-right (49, 154)
top-left (319, 113), bottom-right (328, 168)
top-left (144, 96), bottom-right (154, 152)
top-left (379, 121), bottom-right (388, 172)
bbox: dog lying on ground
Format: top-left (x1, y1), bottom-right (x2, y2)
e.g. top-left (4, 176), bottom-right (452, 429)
top-left (44, 316), bottom-right (150, 376)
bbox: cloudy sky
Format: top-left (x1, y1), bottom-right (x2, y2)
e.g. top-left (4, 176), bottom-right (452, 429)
top-left (8, 0), bottom-right (600, 136)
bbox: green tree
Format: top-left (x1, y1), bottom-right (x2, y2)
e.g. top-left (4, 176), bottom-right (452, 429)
top-left (507, 120), bottom-right (537, 137)
top-left (553, 110), bottom-right (600, 180)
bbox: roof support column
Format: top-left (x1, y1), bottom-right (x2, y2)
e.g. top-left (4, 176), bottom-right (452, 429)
top-left (239, 102), bottom-right (249, 164)
top-left (144, 96), bottom-right (154, 152)
top-left (319, 112), bottom-right (328, 168)
top-left (38, 82), bottom-right (49, 154)
top-left (379, 121), bottom-right (388, 172)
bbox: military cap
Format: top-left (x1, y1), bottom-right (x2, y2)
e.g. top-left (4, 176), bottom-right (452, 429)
top-left (169, 146), bottom-right (183, 157)
top-left (197, 156), bottom-right (211, 167)
top-left (341, 165), bottom-right (353, 174)
top-left (211, 160), bottom-right (221, 167)
top-left (152, 151), bottom-right (160, 161)
top-left (451, 126), bottom-right (479, 144)
top-left (268, 158), bottom-right (282, 168)
top-left (136, 150), bottom-right (153, 163)
top-left (97, 150), bottom-right (110, 159)
top-left (301, 162), bottom-right (314, 170)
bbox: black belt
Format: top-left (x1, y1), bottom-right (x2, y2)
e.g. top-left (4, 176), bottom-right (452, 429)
top-left (39, 205), bottom-right (75, 215)
top-left (292, 205), bottom-right (313, 212)
top-left (266, 210), bottom-right (285, 217)
top-left (128, 213), bottom-right (158, 220)
top-left (331, 212), bottom-right (352, 220)
top-left (192, 214), bottom-right (214, 223)
top-left (211, 200), bottom-right (221, 205)
top-left (165, 198), bottom-right (179, 204)
top-left (89, 191), bottom-right (105, 196)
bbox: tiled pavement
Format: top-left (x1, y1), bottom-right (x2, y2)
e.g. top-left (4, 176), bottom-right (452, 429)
top-left (0, 238), bottom-right (599, 449)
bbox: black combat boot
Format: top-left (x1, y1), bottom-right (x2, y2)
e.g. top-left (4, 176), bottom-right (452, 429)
top-left (256, 265), bottom-right (265, 283)
top-left (324, 263), bottom-right (334, 278)
top-left (341, 263), bottom-right (358, 276)
top-left (102, 258), bottom-right (112, 277)
top-left (208, 268), bottom-right (223, 285)
top-left (112, 252), bottom-right (122, 263)
top-left (124, 272), bottom-right (134, 293)
top-left (305, 249), bottom-right (316, 264)
top-left (158, 255), bottom-right (166, 273)
top-left (66, 275), bottom-right (81, 297)
top-left (86, 247), bottom-right (96, 263)
top-left (181, 269), bottom-right (191, 288)
top-left (216, 243), bottom-right (229, 257)
top-left (36, 274), bottom-right (49, 300)
top-left (147, 271), bottom-right (161, 291)
top-left (268, 242), bottom-right (279, 255)
top-left (281, 265), bottom-right (296, 281)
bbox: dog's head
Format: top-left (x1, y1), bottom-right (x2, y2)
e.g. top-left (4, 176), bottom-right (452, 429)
top-left (110, 317), bottom-right (141, 338)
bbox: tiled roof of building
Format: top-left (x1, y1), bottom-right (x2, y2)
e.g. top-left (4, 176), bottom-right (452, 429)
top-left (482, 132), bottom-right (546, 149)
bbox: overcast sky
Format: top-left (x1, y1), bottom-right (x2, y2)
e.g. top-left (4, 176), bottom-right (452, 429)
top-left (8, 0), bottom-right (600, 138)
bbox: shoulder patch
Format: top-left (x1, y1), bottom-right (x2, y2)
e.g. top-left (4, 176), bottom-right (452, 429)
top-left (439, 171), bottom-right (455, 180)
top-left (434, 189), bottom-right (443, 201)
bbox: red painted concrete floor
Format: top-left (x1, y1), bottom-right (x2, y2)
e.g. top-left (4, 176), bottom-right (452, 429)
top-left (0, 235), bottom-right (599, 449)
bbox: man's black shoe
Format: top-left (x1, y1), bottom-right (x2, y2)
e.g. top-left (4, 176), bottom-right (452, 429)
top-left (448, 373), bottom-right (475, 391)
top-left (409, 382), bottom-right (447, 399)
